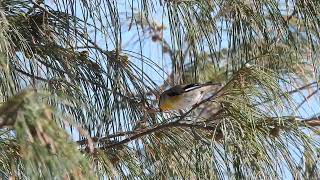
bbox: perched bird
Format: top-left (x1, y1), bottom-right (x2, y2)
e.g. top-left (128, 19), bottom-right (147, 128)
top-left (158, 82), bottom-right (221, 112)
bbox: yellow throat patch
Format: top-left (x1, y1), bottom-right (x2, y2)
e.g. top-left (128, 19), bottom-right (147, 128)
top-left (159, 96), bottom-right (181, 111)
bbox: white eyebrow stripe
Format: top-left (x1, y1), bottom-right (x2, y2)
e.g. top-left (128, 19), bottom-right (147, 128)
top-left (183, 85), bottom-right (203, 92)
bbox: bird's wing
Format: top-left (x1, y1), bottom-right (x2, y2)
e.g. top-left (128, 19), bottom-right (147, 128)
top-left (183, 83), bottom-right (201, 91)
top-left (183, 83), bottom-right (221, 92)
top-left (164, 83), bottom-right (222, 96)
top-left (164, 85), bottom-right (185, 96)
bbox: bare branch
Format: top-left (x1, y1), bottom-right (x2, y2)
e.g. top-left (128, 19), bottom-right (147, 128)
top-left (302, 116), bottom-right (320, 127)
top-left (101, 121), bottom-right (222, 150)
top-left (78, 114), bottom-right (320, 150)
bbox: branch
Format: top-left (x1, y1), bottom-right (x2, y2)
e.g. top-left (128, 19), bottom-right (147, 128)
top-left (102, 122), bottom-right (221, 150)
top-left (77, 121), bottom-right (222, 150)
top-left (14, 67), bottom-right (49, 82)
top-left (254, 81), bottom-right (318, 106)
top-left (302, 116), bottom-right (320, 127)
top-left (77, 131), bottom-right (135, 146)
top-left (295, 89), bottom-right (319, 111)
top-left (77, 114), bottom-right (320, 150)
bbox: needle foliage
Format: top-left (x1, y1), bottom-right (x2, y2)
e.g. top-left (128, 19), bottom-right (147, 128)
top-left (0, 0), bottom-right (320, 179)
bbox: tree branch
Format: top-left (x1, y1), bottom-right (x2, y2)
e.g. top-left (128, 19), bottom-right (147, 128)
top-left (77, 114), bottom-right (320, 150)
top-left (302, 116), bottom-right (320, 127)
top-left (100, 121), bottom-right (221, 150)
top-left (253, 81), bottom-right (318, 106)
top-left (77, 131), bottom-right (135, 146)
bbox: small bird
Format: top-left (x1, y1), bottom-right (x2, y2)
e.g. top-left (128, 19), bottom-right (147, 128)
top-left (158, 82), bottom-right (221, 112)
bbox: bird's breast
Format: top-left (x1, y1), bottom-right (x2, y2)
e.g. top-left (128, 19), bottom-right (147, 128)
top-left (160, 91), bottom-right (203, 111)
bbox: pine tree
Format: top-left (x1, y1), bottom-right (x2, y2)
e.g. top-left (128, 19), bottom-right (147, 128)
top-left (0, 0), bottom-right (319, 179)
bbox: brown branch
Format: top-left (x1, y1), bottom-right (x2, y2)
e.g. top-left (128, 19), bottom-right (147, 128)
top-left (295, 89), bottom-right (319, 110)
top-left (14, 67), bottom-right (49, 82)
top-left (302, 116), bottom-right (320, 127)
top-left (77, 114), bottom-right (320, 150)
top-left (285, 81), bottom-right (319, 95)
top-left (305, 119), bottom-right (320, 127)
top-left (101, 121), bottom-right (222, 150)
top-left (77, 131), bottom-right (135, 146)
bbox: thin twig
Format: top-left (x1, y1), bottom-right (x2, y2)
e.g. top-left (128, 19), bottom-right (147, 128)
top-left (254, 81), bottom-right (318, 106)
top-left (14, 67), bottom-right (49, 82)
top-left (295, 89), bottom-right (319, 111)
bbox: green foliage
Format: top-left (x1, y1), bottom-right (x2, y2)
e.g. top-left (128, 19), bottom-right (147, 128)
top-left (0, 90), bottom-right (95, 179)
top-left (0, 0), bottom-right (319, 179)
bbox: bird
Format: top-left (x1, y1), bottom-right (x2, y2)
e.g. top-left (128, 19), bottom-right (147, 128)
top-left (158, 82), bottom-right (221, 112)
